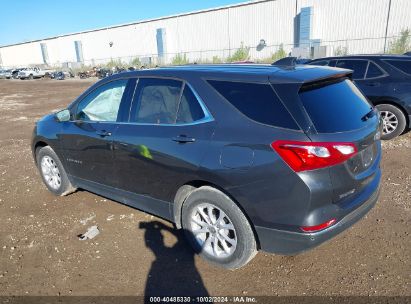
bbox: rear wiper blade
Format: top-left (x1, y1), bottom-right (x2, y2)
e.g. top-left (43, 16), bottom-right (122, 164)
top-left (361, 108), bottom-right (376, 121)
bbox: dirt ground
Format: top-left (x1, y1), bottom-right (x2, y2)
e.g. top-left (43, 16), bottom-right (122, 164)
top-left (0, 79), bottom-right (410, 297)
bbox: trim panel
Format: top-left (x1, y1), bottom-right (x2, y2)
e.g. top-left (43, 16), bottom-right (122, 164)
top-left (70, 175), bottom-right (173, 221)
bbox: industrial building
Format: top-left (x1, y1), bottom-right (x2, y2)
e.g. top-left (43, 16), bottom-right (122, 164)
top-left (0, 0), bottom-right (410, 68)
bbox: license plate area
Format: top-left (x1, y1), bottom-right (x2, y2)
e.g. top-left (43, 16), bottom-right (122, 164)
top-left (346, 143), bottom-right (376, 175)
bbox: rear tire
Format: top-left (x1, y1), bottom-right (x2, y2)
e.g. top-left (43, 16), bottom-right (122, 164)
top-left (376, 104), bottom-right (407, 140)
top-left (36, 146), bottom-right (76, 196)
top-left (181, 186), bottom-right (257, 269)
top-left (28, 74), bottom-right (33, 80)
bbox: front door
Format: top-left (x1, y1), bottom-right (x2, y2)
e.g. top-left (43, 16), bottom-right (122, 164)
top-left (60, 78), bottom-right (130, 187)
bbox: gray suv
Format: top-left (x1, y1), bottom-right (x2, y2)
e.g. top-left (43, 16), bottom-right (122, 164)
top-left (32, 64), bottom-right (381, 269)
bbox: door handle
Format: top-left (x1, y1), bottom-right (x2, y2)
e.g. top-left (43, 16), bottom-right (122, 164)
top-left (172, 135), bottom-right (196, 143)
top-left (96, 130), bottom-right (112, 137)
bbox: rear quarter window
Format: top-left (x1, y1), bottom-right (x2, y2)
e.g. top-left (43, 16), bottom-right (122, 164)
top-left (299, 79), bottom-right (374, 133)
top-left (384, 59), bottom-right (411, 75)
top-left (208, 80), bottom-right (299, 130)
top-left (366, 62), bottom-right (385, 78)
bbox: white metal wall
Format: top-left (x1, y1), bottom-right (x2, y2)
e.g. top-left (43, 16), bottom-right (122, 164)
top-left (298, 0), bottom-right (411, 54)
top-left (1, 0), bottom-right (411, 67)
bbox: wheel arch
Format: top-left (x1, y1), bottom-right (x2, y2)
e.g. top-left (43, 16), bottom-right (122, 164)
top-left (32, 140), bottom-right (49, 165)
top-left (172, 180), bottom-right (261, 249)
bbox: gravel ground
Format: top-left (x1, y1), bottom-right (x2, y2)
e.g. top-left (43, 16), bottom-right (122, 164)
top-left (0, 79), bottom-right (410, 297)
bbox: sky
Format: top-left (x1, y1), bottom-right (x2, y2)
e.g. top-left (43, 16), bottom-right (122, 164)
top-left (0, 0), bottom-right (245, 46)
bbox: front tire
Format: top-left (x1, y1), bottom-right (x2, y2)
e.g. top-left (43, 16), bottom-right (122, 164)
top-left (36, 146), bottom-right (76, 196)
top-left (181, 186), bottom-right (257, 269)
top-left (376, 104), bottom-right (407, 140)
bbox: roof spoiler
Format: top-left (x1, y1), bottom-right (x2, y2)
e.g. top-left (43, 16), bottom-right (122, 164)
top-left (299, 72), bottom-right (352, 92)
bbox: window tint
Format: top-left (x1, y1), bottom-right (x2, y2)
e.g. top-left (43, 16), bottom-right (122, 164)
top-left (309, 60), bottom-right (330, 66)
top-left (176, 86), bottom-right (205, 123)
top-left (300, 79), bottom-right (374, 133)
top-left (329, 60), bottom-right (337, 67)
top-left (335, 60), bottom-right (368, 79)
top-left (132, 78), bottom-right (183, 124)
top-left (384, 60), bottom-right (411, 75)
top-left (76, 79), bottom-right (127, 122)
top-left (208, 80), bottom-right (299, 129)
top-left (366, 62), bottom-right (385, 78)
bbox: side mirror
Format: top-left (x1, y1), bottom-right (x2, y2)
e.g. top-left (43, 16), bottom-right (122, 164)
top-left (55, 109), bottom-right (71, 122)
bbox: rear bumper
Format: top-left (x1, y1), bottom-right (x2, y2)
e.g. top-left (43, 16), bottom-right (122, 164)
top-left (255, 184), bottom-right (380, 255)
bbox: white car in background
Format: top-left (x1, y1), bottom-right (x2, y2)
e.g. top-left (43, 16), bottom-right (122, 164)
top-left (18, 68), bottom-right (45, 80)
top-left (0, 69), bottom-right (12, 79)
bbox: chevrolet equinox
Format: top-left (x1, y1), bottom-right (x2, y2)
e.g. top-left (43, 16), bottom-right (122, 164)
top-left (32, 64), bottom-right (382, 269)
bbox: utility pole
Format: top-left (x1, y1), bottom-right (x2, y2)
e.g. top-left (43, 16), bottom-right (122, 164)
top-left (383, 0), bottom-right (392, 53)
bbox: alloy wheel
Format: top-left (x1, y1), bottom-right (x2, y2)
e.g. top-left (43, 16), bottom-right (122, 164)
top-left (190, 203), bottom-right (237, 259)
top-left (380, 110), bottom-right (398, 135)
top-left (40, 156), bottom-right (61, 190)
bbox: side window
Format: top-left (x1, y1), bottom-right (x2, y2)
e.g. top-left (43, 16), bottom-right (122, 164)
top-left (335, 60), bottom-right (368, 79)
top-left (75, 79), bottom-right (128, 122)
top-left (132, 78), bottom-right (183, 124)
top-left (384, 60), bottom-right (411, 75)
top-left (176, 86), bottom-right (205, 123)
top-left (208, 80), bottom-right (299, 130)
top-left (309, 60), bottom-right (330, 66)
top-left (329, 60), bottom-right (337, 67)
top-left (366, 62), bottom-right (385, 78)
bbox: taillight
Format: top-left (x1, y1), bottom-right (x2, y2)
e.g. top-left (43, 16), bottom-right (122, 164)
top-left (300, 218), bottom-right (337, 232)
top-left (271, 140), bottom-right (357, 172)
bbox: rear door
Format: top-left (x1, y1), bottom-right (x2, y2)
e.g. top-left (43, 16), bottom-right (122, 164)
top-left (354, 61), bottom-right (389, 103)
top-left (298, 78), bottom-right (381, 205)
top-left (112, 77), bottom-right (216, 202)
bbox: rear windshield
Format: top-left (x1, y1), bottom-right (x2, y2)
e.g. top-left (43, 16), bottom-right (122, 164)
top-left (208, 80), bottom-right (299, 130)
top-left (384, 59), bottom-right (411, 75)
top-left (299, 79), bottom-right (373, 133)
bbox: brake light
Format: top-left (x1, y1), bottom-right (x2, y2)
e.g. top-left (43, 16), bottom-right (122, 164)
top-left (271, 140), bottom-right (357, 172)
top-left (300, 218), bottom-right (337, 232)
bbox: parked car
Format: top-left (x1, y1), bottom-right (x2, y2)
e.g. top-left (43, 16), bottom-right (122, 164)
top-left (54, 71), bottom-right (65, 80)
top-left (0, 69), bottom-right (12, 79)
top-left (32, 65), bottom-right (381, 269)
top-left (11, 68), bottom-right (24, 79)
top-left (18, 67), bottom-right (45, 80)
top-left (78, 71), bottom-right (89, 79)
top-left (43, 69), bottom-right (56, 78)
top-left (308, 55), bottom-right (411, 140)
top-left (97, 68), bottom-right (112, 79)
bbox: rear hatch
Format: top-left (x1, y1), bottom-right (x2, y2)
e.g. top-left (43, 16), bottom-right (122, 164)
top-left (297, 77), bottom-right (381, 207)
